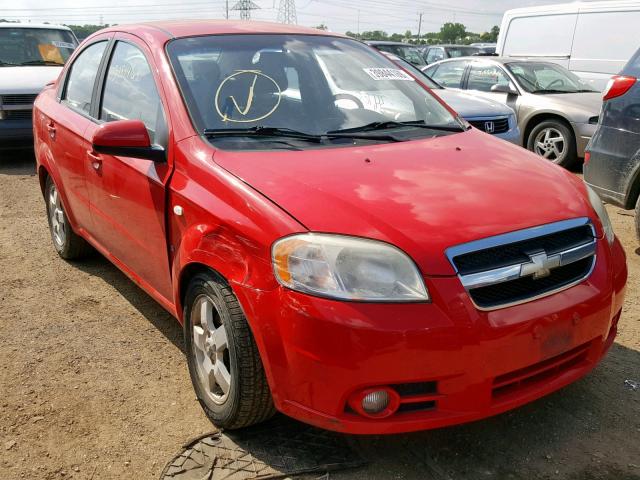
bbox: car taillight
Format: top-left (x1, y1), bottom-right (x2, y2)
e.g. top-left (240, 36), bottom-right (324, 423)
top-left (603, 75), bottom-right (636, 101)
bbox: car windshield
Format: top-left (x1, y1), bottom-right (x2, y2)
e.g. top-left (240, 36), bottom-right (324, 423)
top-left (167, 34), bottom-right (459, 147)
top-left (506, 62), bottom-right (597, 94)
top-left (445, 46), bottom-right (480, 58)
top-left (0, 28), bottom-right (77, 66)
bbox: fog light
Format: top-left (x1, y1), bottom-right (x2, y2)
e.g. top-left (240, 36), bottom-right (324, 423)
top-left (362, 390), bottom-right (389, 414)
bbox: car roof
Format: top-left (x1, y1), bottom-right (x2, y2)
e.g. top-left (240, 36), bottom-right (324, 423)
top-left (97, 20), bottom-right (341, 40)
top-left (0, 23), bottom-right (73, 31)
top-left (426, 56), bottom-right (548, 66)
top-left (429, 44), bottom-right (480, 48)
top-left (366, 41), bottom-right (414, 46)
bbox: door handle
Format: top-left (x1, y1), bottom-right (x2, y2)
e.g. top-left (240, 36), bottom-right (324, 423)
top-left (87, 150), bottom-right (102, 171)
top-left (46, 121), bottom-right (56, 140)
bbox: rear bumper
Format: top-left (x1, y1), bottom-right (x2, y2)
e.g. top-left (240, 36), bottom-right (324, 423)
top-left (235, 236), bottom-right (627, 434)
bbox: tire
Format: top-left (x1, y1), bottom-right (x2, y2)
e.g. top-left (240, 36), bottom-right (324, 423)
top-left (635, 196), bottom-right (640, 244)
top-left (527, 120), bottom-right (577, 168)
top-left (45, 176), bottom-right (92, 260)
top-left (183, 273), bottom-right (275, 430)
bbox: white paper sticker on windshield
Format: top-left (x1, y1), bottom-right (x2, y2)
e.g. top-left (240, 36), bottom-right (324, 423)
top-left (363, 68), bottom-right (414, 81)
top-left (51, 41), bottom-right (75, 49)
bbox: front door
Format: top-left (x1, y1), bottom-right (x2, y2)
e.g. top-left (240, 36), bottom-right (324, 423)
top-left (84, 36), bottom-right (173, 303)
top-left (465, 62), bottom-right (520, 115)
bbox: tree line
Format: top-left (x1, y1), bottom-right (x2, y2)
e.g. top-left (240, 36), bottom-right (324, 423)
top-left (344, 23), bottom-right (500, 45)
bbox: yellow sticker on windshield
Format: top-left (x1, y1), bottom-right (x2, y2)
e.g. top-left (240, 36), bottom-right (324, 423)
top-left (37, 44), bottom-right (64, 64)
top-left (214, 70), bottom-right (282, 123)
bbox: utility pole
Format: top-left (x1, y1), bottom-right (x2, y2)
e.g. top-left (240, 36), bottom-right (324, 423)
top-left (357, 9), bottom-right (360, 37)
top-left (231, 0), bottom-right (260, 20)
top-left (226, 0), bottom-right (229, 19)
top-left (417, 12), bottom-right (423, 40)
top-left (277, 0), bottom-right (297, 24)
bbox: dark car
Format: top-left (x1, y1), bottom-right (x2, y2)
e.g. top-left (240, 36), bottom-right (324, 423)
top-left (365, 41), bottom-right (427, 68)
top-left (422, 44), bottom-right (481, 64)
top-left (585, 50), bottom-right (640, 240)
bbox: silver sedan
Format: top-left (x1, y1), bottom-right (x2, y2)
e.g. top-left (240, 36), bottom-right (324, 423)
top-left (424, 57), bottom-right (602, 168)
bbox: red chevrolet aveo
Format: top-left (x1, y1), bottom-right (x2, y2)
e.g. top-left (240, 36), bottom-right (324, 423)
top-left (34, 21), bottom-right (627, 434)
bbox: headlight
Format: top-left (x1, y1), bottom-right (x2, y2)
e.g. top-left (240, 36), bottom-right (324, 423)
top-left (272, 233), bottom-right (429, 302)
top-left (586, 184), bottom-right (614, 244)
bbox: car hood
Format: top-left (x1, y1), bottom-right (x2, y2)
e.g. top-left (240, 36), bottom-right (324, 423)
top-left (532, 91), bottom-right (602, 121)
top-left (0, 66), bottom-right (62, 94)
top-left (435, 89), bottom-right (515, 119)
top-left (213, 129), bottom-right (593, 275)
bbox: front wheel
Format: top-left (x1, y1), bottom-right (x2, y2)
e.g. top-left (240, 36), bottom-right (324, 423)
top-left (184, 273), bottom-right (275, 430)
top-left (527, 120), bottom-right (577, 168)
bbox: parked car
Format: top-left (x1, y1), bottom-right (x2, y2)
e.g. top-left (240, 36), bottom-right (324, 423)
top-left (422, 44), bottom-right (481, 64)
top-left (34, 20), bottom-right (627, 435)
top-left (0, 23), bottom-right (78, 150)
top-left (471, 43), bottom-right (497, 55)
top-left (424, 57), bottom-right (602, 167)
top-left (497, 1), bottom-right (640, 91)
top-left (384, 52), bottom-right (519, 144)
top-left (365, 41), bottom-right (427, 68)
top-left (585, 50), bottom-right (640, 241)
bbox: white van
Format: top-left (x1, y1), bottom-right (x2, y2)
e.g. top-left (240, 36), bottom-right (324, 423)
top-left (0, 23), bottom-right (78, 149)
top-left (497, 1), bottom-right (640, 90)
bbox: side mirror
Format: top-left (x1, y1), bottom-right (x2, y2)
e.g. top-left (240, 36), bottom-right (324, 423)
top-left (92, 119), bottom-right (166, 162)
top-left (491, 83), bottom-right (518, 95)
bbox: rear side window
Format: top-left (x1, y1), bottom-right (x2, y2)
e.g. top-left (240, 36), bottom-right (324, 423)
top-left (100, 41), bottom-right (165, 144)
top-left (467, 64), bottom-right (510, 92)
top-left (63, 41), bottom-right (107, 113)
top-left (429, 61), bottom-right (466, 88)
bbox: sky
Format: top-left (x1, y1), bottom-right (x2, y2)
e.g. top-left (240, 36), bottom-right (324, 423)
top-left (1, 0), bottom-right (580, 34)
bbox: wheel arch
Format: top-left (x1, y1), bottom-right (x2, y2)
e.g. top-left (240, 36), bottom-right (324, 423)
top-left (523, 112), bottom-right (575, 147)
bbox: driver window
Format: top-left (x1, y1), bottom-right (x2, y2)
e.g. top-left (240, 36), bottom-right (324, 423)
top-left (467, 64), bottom-right (510, 92)
top-left (100, 41), bottom-right (166, 145)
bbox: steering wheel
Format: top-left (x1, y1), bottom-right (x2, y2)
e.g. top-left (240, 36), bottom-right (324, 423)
top-left (333, 93), bottom-right (365, 110)
top-left (547, 78), bottom-right (565, 89)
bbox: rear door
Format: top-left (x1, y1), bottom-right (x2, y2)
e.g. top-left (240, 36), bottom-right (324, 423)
top-left (84, 34), bottom-right (174, 302)
top-left (45, 37), bottom-right (111, 231)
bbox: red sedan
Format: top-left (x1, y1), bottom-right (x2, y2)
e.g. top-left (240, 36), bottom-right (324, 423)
top-left (33, 21), bottom-right (627, 434)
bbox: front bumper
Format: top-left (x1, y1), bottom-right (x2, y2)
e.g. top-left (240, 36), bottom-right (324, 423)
top-left (235, 236), bottom-right (627, 434)
top-left (0, 118), bottom-right (34, 149)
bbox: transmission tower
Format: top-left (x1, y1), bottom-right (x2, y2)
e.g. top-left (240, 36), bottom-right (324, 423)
top-left (277, 0), bottom-right (297, 24)
top-left (231, 0), bottom-right (260, 20)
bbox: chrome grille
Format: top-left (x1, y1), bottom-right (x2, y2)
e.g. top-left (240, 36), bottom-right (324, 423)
top-left (0, 94), bottom-right (38, 106)
top-left (446, 218), bottom-right (597, 310)
top-left (468, 117), bottom-right (510, 135)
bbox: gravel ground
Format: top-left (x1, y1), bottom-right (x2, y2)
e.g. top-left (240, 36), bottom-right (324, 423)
top-left (1, 151), bottom-right (638, 480)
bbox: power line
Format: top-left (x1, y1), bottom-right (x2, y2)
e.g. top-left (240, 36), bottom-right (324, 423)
top-left (277, 0), bottom-right (297, 24)
top-left (231, 0), bottom-right (260, 20)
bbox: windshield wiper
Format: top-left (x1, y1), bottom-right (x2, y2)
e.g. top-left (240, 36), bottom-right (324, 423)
top-left (204, 126), bottom-right (325, 143)
top-left (19, 60), bottom-right (64, 66)
top-left (204, 126), bottom-right (404, 143)
top-left (0, 60), bottom-right (18, 66)
top-left (327, 120), bottom-right (463, 135)
top-left (530, 89), bottom-right (575, 94)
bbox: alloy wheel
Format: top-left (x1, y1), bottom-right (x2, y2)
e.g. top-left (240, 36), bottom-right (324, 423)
top-left (533, 127), bottom-right (566, 163)
top-left (48, 184), bottom-right (66, 248)
top-left (191, 295), bottom-right (232, 405)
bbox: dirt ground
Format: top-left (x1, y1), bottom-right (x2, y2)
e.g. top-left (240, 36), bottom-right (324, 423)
top-left (1, 151), bottom-right (638, 480)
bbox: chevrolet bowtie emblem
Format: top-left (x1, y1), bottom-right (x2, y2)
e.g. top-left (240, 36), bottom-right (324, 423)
top-left (521, 251), bottom-right (561, 279)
